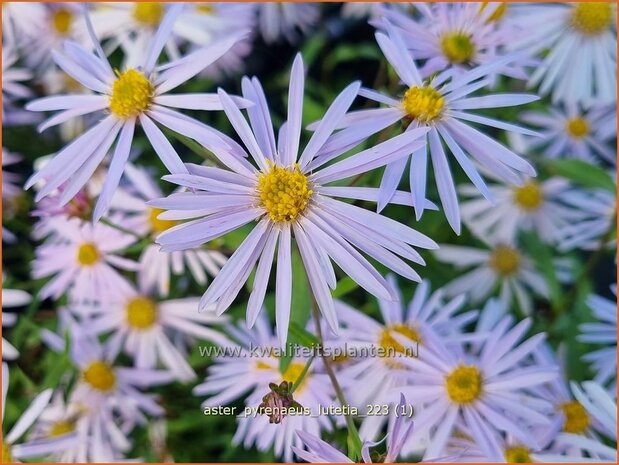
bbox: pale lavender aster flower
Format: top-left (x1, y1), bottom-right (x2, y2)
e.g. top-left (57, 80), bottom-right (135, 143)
top-left (2, 42), bottom-right (37, 126)
top-left (254, 2), bottom-right (320, 43)
top-left (579, 287), bottom-right (617, 392)
top-left (152, 54), bottom-right (437, 347)
top-left (2, 2), bottom-right (47, 47)
top-left (396, 318), bottom-right (557, 461)
top-left (1, 283), bottom-right (30, 360)
top-left (328, 24), bottom-right (538, 233)
top-left (519, 103), bottom-right (617, 164)
top-left (508, 2), bottom-right (616, 107)
top-left (25, 4), bottom-right (251, 222)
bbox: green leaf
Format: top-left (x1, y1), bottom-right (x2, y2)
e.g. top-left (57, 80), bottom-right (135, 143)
top-left (546, 159), bottom-right (616, 192)
top-left (288, 322), bottom-right (320, 348)
top-left (290, 248), bottom-right (311, 328)
top-left (332, 277), bottom-right (359, 298)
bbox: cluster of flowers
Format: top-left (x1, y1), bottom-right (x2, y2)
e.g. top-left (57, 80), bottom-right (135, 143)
top-left (1, 2), bottom-right (617, 463)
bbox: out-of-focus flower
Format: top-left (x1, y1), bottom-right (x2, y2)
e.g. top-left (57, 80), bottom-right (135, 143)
top-left (331, 24), bottom-right (538, 233)
top-left (397, 318), bottom-right (556, 461)
top-left (434, 240), bottom-right (550, 314)
top-left (341, 2), bottom-right (382, 20)
top-left (2, 364), bottom-right (75, 462)
top-left (2, 42), bottom-right (36, 126)
top-left (81, 282), bottom-right (230, 381)
top-left (460, 176), bottom-right (580, 244)
top-left (509, 2), bottom-right (616, 106)
top-left (2, 2), bottom-right (47, 47)
top-left (32, 217), bottom-right (138, 304)
top-left (2, 148), bottom-right (25, 243)
top-left (25, 4), bottom-right (251, 221)
top-left (153, 54), bottom-right (437, 347)
top-left (579, 287), bottom-right (617, 392)
top-left (254, 2), bottom-right (319, 43)
top-left (1, 284), bottom-right (31, 360)
top-left (519, 103), bottom-right (616, 164)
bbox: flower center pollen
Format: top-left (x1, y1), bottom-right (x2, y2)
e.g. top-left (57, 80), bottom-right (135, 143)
top-left (445, 365), bottom-right (483, 404)
top-left (257, 164), bottom-right (313, 223)
top-left (402, 86), bottom-right (445, 123)
top-left (565, 117), bottom-right (589, 139)
top-left (489, 245), bottom-right (521, 276)
top-left (49, 420), bottom-right (76, 437)
top-left (77, 242), bottom-right (100, 266)
top-left (480, 3), bottom-right (508, 23)
top-left (379, 323), bottom-right (422, 354)
top-left (109, 69), bottom-right (154, 119)
top-left (126, 296), bottom-right (158, 329)
top-left (282, 362), bottom-right (307, 391)
top-left (149, 207), bottom-right (179, 235)
top-left (440, 32), bottom-right (476, 64)
top-left (513, 181), bottom-right (544, 211)
top-left (133, 2), bottom-right (164, 27)
top-left (83, 361), bottom-right (116, 391)
top-left (196, 3), bottom-right (215, 14)
top-left (2, 443), bottom-right (12, 463)
top-left (52, 8), bottom-right (73, 35)
top-left (560, 401), bottom-right (590, 434)
top-left (571, 3), bottom-right (613, 35)
top-left (505, 446), bottom-right (532, 463)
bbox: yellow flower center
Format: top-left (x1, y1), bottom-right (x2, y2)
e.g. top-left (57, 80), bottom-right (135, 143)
top-left (489, 246), bottom-right (521, 277)
top-left (148, 207), bottom-right (179, 235)
top-left (77, 242), bottom-right (100, 266)
top-left (83, 361), bottom-right (116, 392)
top-left (282, 362), bottom-right (307, 391)
top-left (560, 401), bottom-right (590, 434)
top-left (402, 86), bottom-right (445, 123)
top-left (565, 117), bottom-right (589, 139)
top-left (571, 2), bottom-right (613, 35)
top-left (52, 8), bottom-right (73, 36)
top-left (109, 69), bottom-right (154, 119)
top-left (256, 360), bottom-right (273, 370)
top-left (445, 365), bottom-right (483, 404)
top-left (379, 323), bottom-right (422, 354)
top-left (196, 3), bottom-right (215, 14)
top-left (513, 181), bottom-right (544, 211)
top-left (49, 420), bottom-right (76, 437)
top-left (480, 2), bottom-right (508, 23)
top-left (505, 446), bottom-right (532, 463)
top-left (126, 296), bottom-right (158, 329)
top-left (440, 32), bottom-right (476, 64)
top-left (2, 443), bottom-right (12, 463)
top-left (257, 164), bottom-right (313, 223)
top-left (133, 2), bottom-right (164, 27)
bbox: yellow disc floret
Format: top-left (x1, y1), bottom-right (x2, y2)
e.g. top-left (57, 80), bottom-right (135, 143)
top-left (133, 2), bottom-right (164, 27)
top-left (379, 323), bottom-right (422, 354)
top-left (2, 443), bottom-right (12, 463)
top-left (565, 117), bottom-right (589, 139)
top-left (445, 365), bottom-right (483, 404)
top-left (149, 207), bottom-right (179, 235)
top-left (83, 361), bottom-right (116, 391)
top-left (513, 181), bottom-right (544, 211)
top-left (257, 164), bottom-right (313, 223)
top-left (571, 2), bottom-right (613, 35)
top-left (52, 8), bottom-right (73, 36)
top-left (489, 245), bottom-right (521, 277)
top-left (282, 362), bottom-right (307, 391)
top-left (77, 242), bottom-right (100, 266)
top-left (126, 296), bottom-right (158, 329)
top-left (49, 420), bottom-right (76, 437)
top-left (480, 3), bottom-right (508, 23)
top-left (402, 86), bottom-right (445, 123)
top-left (196, 3), bottom-right (215, 14)
top-left (109, 69), bottom-right (154, 119)
top-left (560, 401), bottom-right (590, 434)
top-left (505, 446), bottom-right (532, 463)
top-left (440, 32), bottom-right (476, 64)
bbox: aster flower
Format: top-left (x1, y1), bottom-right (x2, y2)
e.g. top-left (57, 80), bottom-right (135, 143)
top-left (80, 282), bottom-right (230, 381)
top-left (2, 42), bottom-right (37, 126)
top-left (433, 239), bottom-right (550, 314)
top-left (510, 2), bottom-right (616, 106)
top-left (293, 393), bottom-right (414, 463)
top-left (152, 54), bottom-right (436, 347)
top-left (25, 4), bottom-right (251, 221)
top-left (459, 176), bottom-right (580, 244)
top-left (2, 148), bottom-right (25, 243)
top-left (1, 283), bottom-right (31, 360)
top-left (2, 364), bottom-right (75, 462)
top-left (396, 317), bottom-right (557, 461)
top-left (519, 103), bottom-right (617, 164)
top-left (579, 287), bottom-right (617, 392)
top-left (32, 217), bottom-right (139, 304)
top-left (255, 2), bottom-right (320, 43)
top-left (329, 24), bottom-right (538, 233)
top-left (1, 2), bottom-right (47, 47)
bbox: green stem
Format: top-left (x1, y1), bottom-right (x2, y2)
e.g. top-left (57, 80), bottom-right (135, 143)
top-left (290, 355), bottom-right (315, 394)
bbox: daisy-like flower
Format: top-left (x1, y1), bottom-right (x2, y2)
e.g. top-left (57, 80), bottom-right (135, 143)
top-left (579, 287), bottom-right (617, 392)
top-left (254, 2), bottom-right (320, 43)
top-left (113, 163), bottom-right (228, 297)
top-left (519, 103), bottom-right (617, 164)
top-left (1, 283), bottom-right (31, 360)
top-left (434, 240), bottom-right (550, 314)
top-left (32, 217), bottom-right (138, 304)
top-left (377, 2), bottom-right (532, 82)
top-left (459, 176), bottom-right (579, 244)
top-left (2, 42), bottom-right (36, 126)
top-left (509, 2), bottom-right (616, 106)
top-left (2, 364), bottom-right (75, 462)
top-left (2, 148), bottom-right (24, 243)
top-left (2, 2), bottom-right (47, 47)
top-left (80, 282), bottom-right (230, 381)
top-left (330, 24), bottom-right (538, 233)
top-left (25, 4), bottom-right (251, 222)
top-left (396, 317), bottom-right (557, 461)
top-left (293, 393), bottom-right (415, 463)
top-left (152, 54), bottom-right (437, 347)
top-left (335, 276), bottom-right (476, 442)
